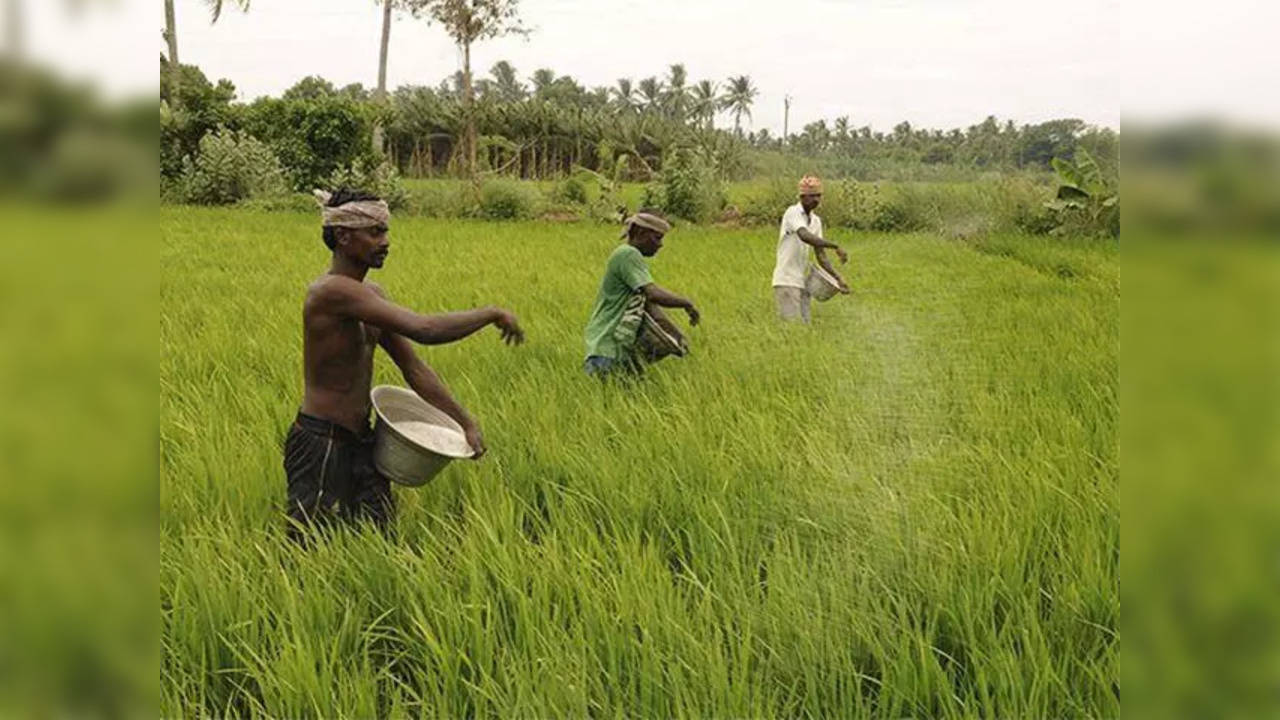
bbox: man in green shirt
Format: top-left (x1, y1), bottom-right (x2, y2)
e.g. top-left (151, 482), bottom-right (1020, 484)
top-left (583, 210), bottom-right (701, 376)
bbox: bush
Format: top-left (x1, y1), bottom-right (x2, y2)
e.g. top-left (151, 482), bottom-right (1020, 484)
top-left (737, 179), bottom-right (796, 226)
top-left (553, 175), bottom-right (589, 205)
top-left (818, 179), bottom-right (875, 229)
top-left (1011, 201), bottom-right (1058, 235)
top-left (478, 179), bottom-right (542, 220)
top-left (160, 63), bottom-right (240, 182)
top-left (736, 178), bottom-right (884, 230)
top-left (868, 190), bottom-right (930, 232)
top-left (242, 95), bottom-right (377, 191)
top-left (642, 147), bottom-right (724, 222)
top-left (173, 129), bottom-right (288, 205)
top-left (732, 178), bottom-right (1061, 235)
top-left (325, 157), bottom-right (408, 210)
top-left (403, 181), bottom-right (477, 218)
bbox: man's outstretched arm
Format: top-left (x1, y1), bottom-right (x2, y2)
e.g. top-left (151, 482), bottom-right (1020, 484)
top-left (797, 227), bottom-right (849, 264)
top-left (318, 277), bottom-right (525, 346)
top-left (641, 283), bottom-right (701, 326)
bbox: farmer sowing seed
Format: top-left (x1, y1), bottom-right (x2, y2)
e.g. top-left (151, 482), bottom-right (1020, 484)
top-left (284, 188), bottom-right (525, 540)
top-left (582, 210), bottom-right (700, 376)
top-left (771, 175), bottom-right (851, 322)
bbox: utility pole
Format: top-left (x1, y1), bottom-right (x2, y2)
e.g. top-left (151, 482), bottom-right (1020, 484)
top-left (783, 95), bottom-right (792, 147)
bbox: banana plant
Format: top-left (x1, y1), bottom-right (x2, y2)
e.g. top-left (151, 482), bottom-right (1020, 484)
top-left (1046, 147), bottom-right (1118, 235)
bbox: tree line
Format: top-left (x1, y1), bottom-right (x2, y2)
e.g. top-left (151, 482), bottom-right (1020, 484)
top-left (159, 0), bottom-right (1114, 189)
top-left (162, 57), bottom-right (1114, 190)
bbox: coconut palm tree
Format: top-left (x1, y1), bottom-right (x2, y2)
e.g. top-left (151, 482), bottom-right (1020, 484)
top-left (529, 68), bottom-right (555, 99)
top-left (721, 74), bottom-right (758, 136)
top-left (370, 1), bottom-right (406, 153)
top-left (404, 0), bottom-right (528, 178)
top-left (833, 116), bottom-right (851, 151)
top-left (163, 0), bottom-right (250, 104)
top-left (375, 1), bottom-right (398, 102)
top-left (204, 0), bottom-right (250, 22)
top-left (663, 63), bottom-right (687, 122)
top-left (637, 76), bottom-right (663, 114)
top-left (489, 60), bottom-right (525, 102)
top-left (611, 78), bottom-right (637, 114)
top-left (690, 80), bottom-right (718, 130)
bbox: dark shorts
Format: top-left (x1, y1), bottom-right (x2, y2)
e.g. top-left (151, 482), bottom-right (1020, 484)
top-left (283, 411), bottom-right (394, 540)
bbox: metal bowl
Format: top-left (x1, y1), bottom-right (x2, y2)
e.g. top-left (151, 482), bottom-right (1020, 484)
top-left (639, 311), bottom-right (687, 362)
top-left (805, 264), bottom-right (841, 302)
top-left (370, 385), bottom-right (473, 487)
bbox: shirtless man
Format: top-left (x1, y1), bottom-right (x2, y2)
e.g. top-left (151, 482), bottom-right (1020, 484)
top-left (284, 188), bottom-right (524, 539)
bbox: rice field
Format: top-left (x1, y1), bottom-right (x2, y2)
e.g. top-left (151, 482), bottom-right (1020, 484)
top-left (161, 206), bottom-right (1118, 717)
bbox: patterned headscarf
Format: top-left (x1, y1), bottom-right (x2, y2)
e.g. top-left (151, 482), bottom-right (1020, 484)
top-left (798, 175), bottom-right (823, 196)
top-left (313, 189), bottom-right (391, 229)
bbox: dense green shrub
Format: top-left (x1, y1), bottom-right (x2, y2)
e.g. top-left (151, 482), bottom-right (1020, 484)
top-left (172, 129), bottom-right (288, 205)
top-left (819, 179), bottom-right (876, 229)
top-left (641, 147), bottom-right (724, 223)
top-left (554, 175), bottom-right (589, 205)
top-left (325, 156), bottom-right (408, 210)
top-left (479, 179), bottom-right (541, 220)
top-left (736, 179), bottom-right (795, 226)
top-left (242, 96), bottom-right (377, 191)
top-left (1011, 200), bottom-right (1058, 235)
top-left (868, 187), bottom-right (932, 232)
top-left (160, 63), bottom-right (240, 181)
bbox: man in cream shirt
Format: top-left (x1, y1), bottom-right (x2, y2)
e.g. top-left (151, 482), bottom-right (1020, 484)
top-left (771, 175), bottom-right (850, 321)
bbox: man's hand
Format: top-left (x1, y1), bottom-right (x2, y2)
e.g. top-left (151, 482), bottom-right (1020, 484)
top-left (492, 309), bottom-right (525, 345)
top-left (835, 246), bottom-right (849, 264)
top-left (838, 279), bottom-right (851, 294)
top-left (463, 422), bottom-right (487, 459)
top-left (685, 304), bottom-right (701, 327)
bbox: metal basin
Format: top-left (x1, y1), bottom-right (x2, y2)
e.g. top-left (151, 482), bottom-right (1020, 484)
top-left (805, 264), bottom-right (841, 302)
top-left (639, 311), bottom-right (688, 362)
top-left (370, 385), bottom-right (473, 487)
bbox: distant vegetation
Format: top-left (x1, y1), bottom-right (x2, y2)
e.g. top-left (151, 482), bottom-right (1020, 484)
top-left (160, 60), bottom-right (1118, 235)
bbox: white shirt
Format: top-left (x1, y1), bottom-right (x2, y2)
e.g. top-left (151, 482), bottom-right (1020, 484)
top-left (772, 202), bottom-right (822, 289)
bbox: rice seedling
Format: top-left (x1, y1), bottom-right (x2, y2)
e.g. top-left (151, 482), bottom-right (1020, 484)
top-left (161, 206), bottom-right (1117, 717)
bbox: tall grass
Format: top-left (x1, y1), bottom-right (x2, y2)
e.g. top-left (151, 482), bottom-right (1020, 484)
top-left (161, 208), bottom-right (1117, 717)
top-left (213, 176), bottom-right (1063, 238)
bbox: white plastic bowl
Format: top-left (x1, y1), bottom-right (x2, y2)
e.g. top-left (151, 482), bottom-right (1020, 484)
top-left (805, 264), bottom-right (842, 302)
top-left (370, 385), bottom-right (474, 486)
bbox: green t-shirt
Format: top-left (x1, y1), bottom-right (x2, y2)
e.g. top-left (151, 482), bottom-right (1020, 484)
top-left (584, 244), bottom-right (653, 360)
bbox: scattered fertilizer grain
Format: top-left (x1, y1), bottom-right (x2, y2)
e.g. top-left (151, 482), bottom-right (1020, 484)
top-left (395, 420), bottom-right (472, 456)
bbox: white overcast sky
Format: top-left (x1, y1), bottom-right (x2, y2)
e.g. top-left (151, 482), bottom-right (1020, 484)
top-left (16, 0), bottom-right (1280, 131)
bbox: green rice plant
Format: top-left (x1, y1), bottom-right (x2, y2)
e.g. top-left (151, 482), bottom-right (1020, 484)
top-left (162, 208), bottom-right (1118, 718)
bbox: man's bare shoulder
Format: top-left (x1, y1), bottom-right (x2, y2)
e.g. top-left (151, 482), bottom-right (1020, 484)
top-left (305, 274), bottom-right (377, 312)
top-left (365, 280), bottom-right (389, 299)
